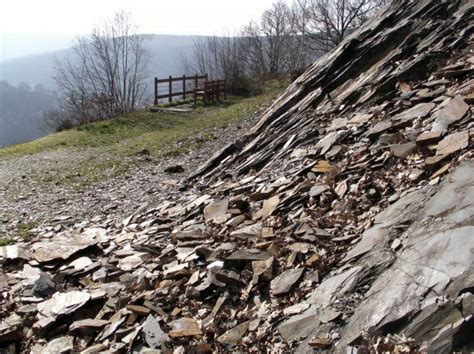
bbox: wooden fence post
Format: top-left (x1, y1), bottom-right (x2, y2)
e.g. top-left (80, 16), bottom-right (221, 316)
top-left (224, 79), bottom-right (227, 100)
top-left (182, 75), bottom-right (186, 101)
top-left (169, 76), bottom-right (173, 103)
top-left (154, 77), bottom-right (158, 105)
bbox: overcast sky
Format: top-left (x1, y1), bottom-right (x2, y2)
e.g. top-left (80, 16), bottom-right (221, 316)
top-left (0, 0), bottom-right (277, 36)
top-left (0, 0), bottom-right (280, 60)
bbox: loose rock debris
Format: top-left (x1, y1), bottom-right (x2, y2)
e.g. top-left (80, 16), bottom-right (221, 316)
top-left (1, 0), bottom-right (474, 352)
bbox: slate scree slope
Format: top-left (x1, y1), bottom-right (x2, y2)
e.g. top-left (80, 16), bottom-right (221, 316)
top-left (1, 0), bottom-right (473, 353)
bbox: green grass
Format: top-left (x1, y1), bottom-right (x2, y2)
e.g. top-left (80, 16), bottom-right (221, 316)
top-left (16, 222), bottom-right (37, 240)
top-left (0, 238), bottom-right (14, 246)
top-left (0, 222), bottom-right (37, 245)
top-left (0, 83), bottom-right (282, 190)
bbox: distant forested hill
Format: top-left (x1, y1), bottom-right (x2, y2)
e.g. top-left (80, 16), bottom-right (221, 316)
top-left (0, 34), bottom-right (201, 147)
top-left (0, 81), bottom-right (58, 147)
top-left (0, 35), bottom-right (201, 90)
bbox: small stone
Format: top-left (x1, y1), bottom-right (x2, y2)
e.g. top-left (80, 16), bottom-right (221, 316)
top-left (262, 227), bottom-right (274, 238)
top-left (391, 238), bottom-right (402, 251)
top-left (33, 272), bottom-right (56, 297)
top-left (164, 165), bottom-right (185, 174)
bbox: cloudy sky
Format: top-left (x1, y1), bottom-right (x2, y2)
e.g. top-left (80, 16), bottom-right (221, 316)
top-left (1, 0), bottom-right (277, 35)
top-left (0, 0), bottom-right (279, 60)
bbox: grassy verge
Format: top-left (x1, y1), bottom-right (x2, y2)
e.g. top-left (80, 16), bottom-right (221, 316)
top-left (0, 83), bottom-right (283, 190)
top-left (0, 222), bottom-right (37, 245)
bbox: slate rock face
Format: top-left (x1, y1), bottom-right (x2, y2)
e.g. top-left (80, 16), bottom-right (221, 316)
top-left (0, 0), bottom-right (473, 352)
top-left (327, 161), bottom-right (474, 352)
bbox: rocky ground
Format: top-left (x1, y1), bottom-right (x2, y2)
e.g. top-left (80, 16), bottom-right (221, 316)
top-left (1, 1), bottom-right (473, 353)
top-left (0, 113), bottom-right (259, 239)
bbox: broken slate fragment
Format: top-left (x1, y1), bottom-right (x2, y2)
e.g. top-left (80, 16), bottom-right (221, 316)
top-left (118, 253), bottom-right (146, 271)
top-left (391, 102), bottom-right (435, 123)
top-left (37, 291), bottom-right (91, 320)
top-left (390, 142), bottom-right (417, 158)
top-left (40, 336), bottom-right (74, 354)
top-left (283, 303), bottom-right (310, 316)
top-left (215, 270), bottom-right (245, 288)
top-left (69, 319), bottom-right (109, 333)
top-left (229, 223), bottom-right (262, 239)
top-left (217, 321), bottom-right (250, 345)
top-left (169, 318), bottom-right (202, 337)
top-left (0, 244), bottom-right (30, 260)
top-left (416, 130), bottom-right (442, 145)
top-left (432, 96), bottom-right (469, 132)
top-left (142, 314), bottom-right (169, 348)
top-left (309, 184), bottom-right (330, 197)
top-left (261, 195), bottom-right (280, 219)
top-left (226, 249), bottom-right (270, 263)
top-left (270, 268), bottom-right (304, 295)
top-left (367, 121), bottom-right (392, 138)
top-left (31, 231), bottom-right (98, 263)
top-left (251, 256), bottom-right (274, 284)
top-left (203, 199), bottom-right (229, 222)
top-left (278, 306), bottom-right (319, 342)
top-left (435, 131), bottom-right (469, 157)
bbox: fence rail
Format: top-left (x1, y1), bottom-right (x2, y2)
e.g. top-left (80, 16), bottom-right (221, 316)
top-left (195, 80), bottom-right (227, 105)
top-left (153, 74), bottom-right (208, 105)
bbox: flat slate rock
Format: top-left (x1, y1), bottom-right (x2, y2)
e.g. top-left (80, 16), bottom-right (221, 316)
top-left (31, 231), bottom-right (98, 263)
top-left (217, 321), bottom-right (250, 345)
top-left (142, 314), bottom-right (169, 348)
top-left (432, 96), bottom-right (469, 132)
top-left (391, 102), bottom-right (436, 123)
top-left (270, 268), bottom-right (304, 295)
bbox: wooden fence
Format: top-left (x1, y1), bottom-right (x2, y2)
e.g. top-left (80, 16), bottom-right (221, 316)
top-left (195, 80), bottom-right (227, 105)
top-left (154, 74), bottom-right (207, 105)
top-left (153, 74), bottom-right (227, 106)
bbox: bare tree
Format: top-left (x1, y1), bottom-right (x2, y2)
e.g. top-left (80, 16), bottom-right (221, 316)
top-left (182, 0), bottom-right (391, 96)
top-left (182, 34), bottom-right (251, 95)
top-left (241, 1), bottom-right (299, 77)
top-left (298, 0), bottom-right (387, 53)
top-left (52, 11), bottom-right (149, 126)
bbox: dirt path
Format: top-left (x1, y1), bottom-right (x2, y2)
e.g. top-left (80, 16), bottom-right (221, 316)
top-left (0, 116), bottom-right (256, 238)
